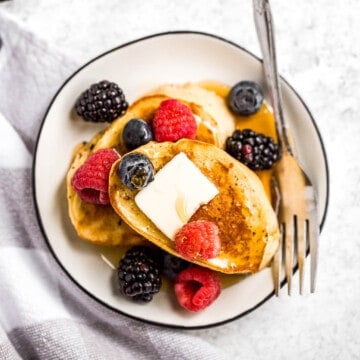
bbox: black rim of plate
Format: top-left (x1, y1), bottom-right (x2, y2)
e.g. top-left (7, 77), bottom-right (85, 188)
top-left (32, 30), bottom-right (330, 330)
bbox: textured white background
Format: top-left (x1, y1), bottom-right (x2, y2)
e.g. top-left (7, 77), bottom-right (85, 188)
top-left (2, 0), bottom-right (360, 359)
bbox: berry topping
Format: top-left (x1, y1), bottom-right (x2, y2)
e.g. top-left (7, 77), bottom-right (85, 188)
top-left (174, 220), bottom-right (221, 261)
top-left (226, 129), bottom-right (280, 170)
top-left (152, 99), bottom-right (197, 142)
top-left (227, 81), bottom-right (264, 115)
top-left (122, 118), bottom-right (153, 150)
top-left (174, 266), bottom-right (221, 312)
top-left (75, 80), bottom-right (128, 123)
top-left (162, 253), bottom-right (190, 282)
top-left (71, 148), bottom-right (120, 205)
top-left (117, 246), bottom-right (162, 302)
top-left (117, 153), bottom-right (155, 190)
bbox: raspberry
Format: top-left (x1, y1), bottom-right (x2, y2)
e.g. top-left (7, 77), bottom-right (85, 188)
top-left (71, 148), bottom-right (120, 205)
top-left (174, 266), bottom-right (221, 312)
top-left (174, 220), bottom-right (221, 261)
top-left (152, 99), bottom-right (197, 142)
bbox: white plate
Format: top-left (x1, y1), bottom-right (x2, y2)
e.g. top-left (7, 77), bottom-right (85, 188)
top-left (33, 32), bottom-right (329, 329)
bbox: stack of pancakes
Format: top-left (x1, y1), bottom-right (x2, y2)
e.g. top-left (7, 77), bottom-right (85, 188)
top-left (66, 82), bottom-right (280, 274)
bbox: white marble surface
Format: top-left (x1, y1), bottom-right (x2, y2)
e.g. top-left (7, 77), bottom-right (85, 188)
top-left (2, 0), bottom-right (360, 358)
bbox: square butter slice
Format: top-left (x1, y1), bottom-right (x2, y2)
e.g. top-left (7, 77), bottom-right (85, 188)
top-left (135, 152), bottom-right (219, 240)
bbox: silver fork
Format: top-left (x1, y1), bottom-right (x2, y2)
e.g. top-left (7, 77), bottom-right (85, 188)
top-left (252, 0), bottom-right (320, 295)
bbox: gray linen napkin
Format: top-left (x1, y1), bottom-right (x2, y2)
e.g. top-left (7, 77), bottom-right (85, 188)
top-left (0, 10), bottom-right (228, 360)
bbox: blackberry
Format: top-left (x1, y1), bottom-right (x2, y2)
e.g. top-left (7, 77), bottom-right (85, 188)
top-left (75, 80), bottom-right (128, 123)
top-left (117, 246), bottom-right (162, 303)
top-left (122, 118), bottom-right (154, 150)
top-left (227, 81), bottom-right (264, 115)
top-left (117, 153), bottom-right (155, 190)
top-left (226, 129), bottom-right (280, 170)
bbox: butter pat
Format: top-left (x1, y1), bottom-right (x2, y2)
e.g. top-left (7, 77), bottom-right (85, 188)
top-left (135, 152), bottom-right (218, 239)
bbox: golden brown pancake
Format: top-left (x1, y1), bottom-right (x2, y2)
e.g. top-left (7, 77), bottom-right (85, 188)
top-left (93, 94), bottom-right (222, 153)
top-left (108, 139), bottom-right (280, 274)
top-left (66, 88), bottom-right (227, 246)
top-left (145, 82), bottom-right (236, 147)
top-left (66, 131), bottom-right (145, 246)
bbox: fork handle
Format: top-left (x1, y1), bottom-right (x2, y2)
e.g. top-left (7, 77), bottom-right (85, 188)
top-left (252, 0), bottom-right (292, 155)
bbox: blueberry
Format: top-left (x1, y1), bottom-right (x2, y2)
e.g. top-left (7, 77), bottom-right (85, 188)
top-left (122, 118), bottom-right (153, 150)
top-left (227, 81), bottom-right (264, 115)
top-left (117, 153), bottom-right (155, 190)
top-left (162, 253), bottom-right (190, 282)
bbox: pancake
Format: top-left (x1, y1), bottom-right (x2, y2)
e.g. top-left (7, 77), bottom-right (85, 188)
top-left (108, 139), bottom-right (280, 274)
top-left (66, 131), bottom-right (145, 246)
top-left (93, 93), bottom-right (222, 153)
top-left (67, 87), bottom-right (227, 246)
top-left (145, 82), bottom-right (236, 147)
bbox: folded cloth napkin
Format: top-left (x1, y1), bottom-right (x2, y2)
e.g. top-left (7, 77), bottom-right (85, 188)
top-left (0, 10), bottom-right (228, 360)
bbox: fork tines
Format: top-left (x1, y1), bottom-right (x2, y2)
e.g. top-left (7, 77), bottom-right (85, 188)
top-left (273, 211), bottom-right (319, 296)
